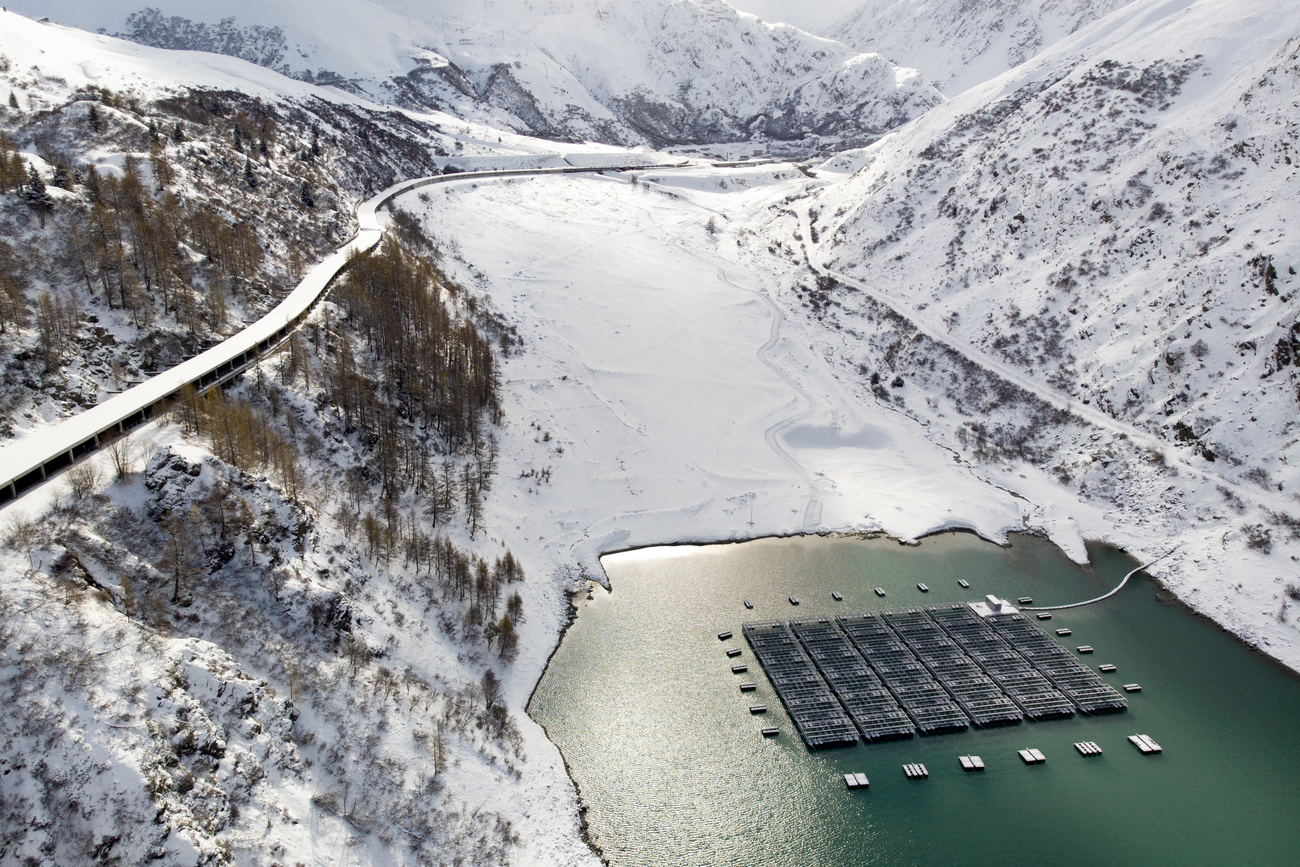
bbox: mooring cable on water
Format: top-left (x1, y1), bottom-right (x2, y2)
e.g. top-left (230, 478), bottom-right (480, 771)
top-left (1021, 545), bottom-right (1180, 611)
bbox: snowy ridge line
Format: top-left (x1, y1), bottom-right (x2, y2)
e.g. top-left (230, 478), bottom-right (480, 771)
top-left (797, 208), bottom-right (1298, 521)
top-left (0, 160), bottom-right (676, 507)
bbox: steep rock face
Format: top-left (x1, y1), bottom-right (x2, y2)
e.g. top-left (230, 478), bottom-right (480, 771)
top-left (829, 0), bottom-right (1136, 94)
top-left (815, 0), bottom-right (1300, 499)
top-left (15, 0), bottom-right (944, 151)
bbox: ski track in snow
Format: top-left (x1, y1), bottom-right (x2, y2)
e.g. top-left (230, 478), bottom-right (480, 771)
top-left (697, 257), bottom-right (825, 531)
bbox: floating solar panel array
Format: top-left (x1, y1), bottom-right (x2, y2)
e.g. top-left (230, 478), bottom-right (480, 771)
top-left (741, 621), bottom-right (859, 749)
top-left (882, 608), bottom-right (1023, 727)
top-left (742, 602), bottom-right (1127, 751)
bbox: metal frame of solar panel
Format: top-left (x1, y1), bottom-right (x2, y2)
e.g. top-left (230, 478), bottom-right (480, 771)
top-left (836, 613), bottom-right (970, 734)
top-left (927, 604), bottom-right (1078, 720)
top-left (789, 618), bottom-right (915, 741)
top-left (742, 621), bottom-right (859, 749)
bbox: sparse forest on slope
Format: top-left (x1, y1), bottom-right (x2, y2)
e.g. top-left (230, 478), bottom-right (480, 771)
top-left (0, 14), bottom-right (539, 865)
top-left (0, 53), bottom-right (459, 439)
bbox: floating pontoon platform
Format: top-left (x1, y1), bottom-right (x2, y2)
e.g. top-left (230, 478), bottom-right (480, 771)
top-left (1129, 734), bottom-right (1162, 754)
top-left (903, 763), bottom-right (929, 779)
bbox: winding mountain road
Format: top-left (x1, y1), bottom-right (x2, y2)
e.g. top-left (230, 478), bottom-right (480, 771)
top-left (0, 162), bottom-right (674, 508)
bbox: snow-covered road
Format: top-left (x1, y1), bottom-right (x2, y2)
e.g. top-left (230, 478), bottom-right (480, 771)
top-left (0, 162), bottom-right (674, 512)
top-left (798, 204), bottom-right (1300, 528)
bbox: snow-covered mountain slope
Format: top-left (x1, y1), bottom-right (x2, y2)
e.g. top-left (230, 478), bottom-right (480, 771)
top-left (16, 0), bottom-right (943, 152)
top-left (0, 13), bottom-right (653, 866)
top-left (738, 0), bottom-right (1300, 652)
top-left (829, 0), bottom-right (1137, 94)
top-left (815, 0), bottom-right (1300, 488)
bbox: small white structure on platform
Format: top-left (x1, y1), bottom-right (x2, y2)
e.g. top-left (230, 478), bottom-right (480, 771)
top-left (971, 595), bottom-right (1018, 617)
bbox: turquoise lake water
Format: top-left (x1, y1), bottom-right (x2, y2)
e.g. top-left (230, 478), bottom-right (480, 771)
top-left (528, 533), bottom-right (1300, 866)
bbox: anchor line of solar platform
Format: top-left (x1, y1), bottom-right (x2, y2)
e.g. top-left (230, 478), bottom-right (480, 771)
top-left (742, 602), bottom-right (1126, 750)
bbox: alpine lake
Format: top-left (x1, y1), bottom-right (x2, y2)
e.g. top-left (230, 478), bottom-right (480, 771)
top-left (528, 532), bottom-right (1300, 866)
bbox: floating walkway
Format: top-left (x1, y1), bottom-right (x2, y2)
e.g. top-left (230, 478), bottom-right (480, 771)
top-left (1075, 741), bottom-right (1103, 756)
top-left (959, 754), bottom-right (985, 771)
top-left (1020, 548), bottom-right (1178, 611)
top-left (789, 618), bottom-right (916, 742)
top-left (742, 621), bottom-right (859, 749)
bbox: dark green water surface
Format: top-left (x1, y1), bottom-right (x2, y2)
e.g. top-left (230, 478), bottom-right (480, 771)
top-left (528, 533), bottom-right (1300, 866)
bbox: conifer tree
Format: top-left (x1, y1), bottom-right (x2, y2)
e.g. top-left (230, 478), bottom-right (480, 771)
top-left (82, 164), bottom-right (101, 203)
top-left (0, 240), bottom-right (28, 335)
top-left (243, 156), bottom-right (257, 190)
top-left (24, 165), bottom-right (53, 226)
top-left (299, 180), bottom-right (313, 208)
top-left (8, 91), bottom-right (17, 110)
